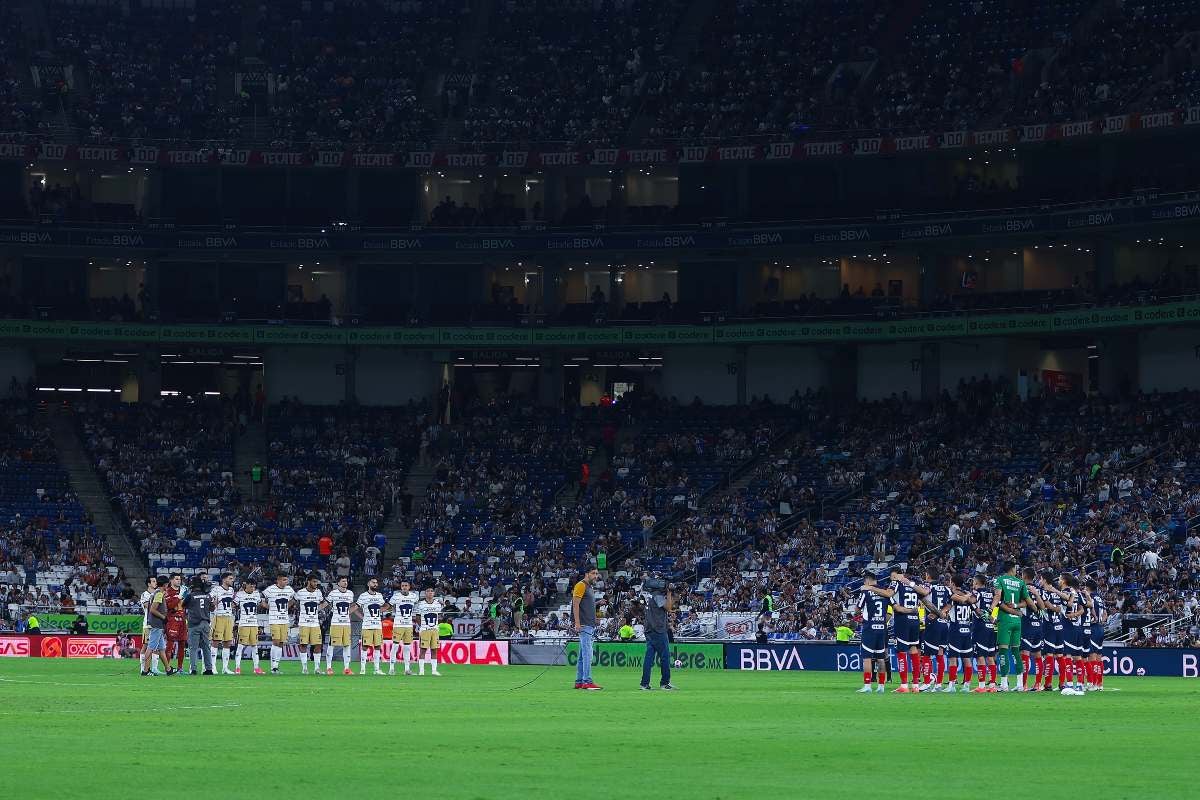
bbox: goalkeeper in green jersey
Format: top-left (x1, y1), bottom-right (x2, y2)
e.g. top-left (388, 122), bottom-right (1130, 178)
top-left (994, 561), bottom-right (1031, 691)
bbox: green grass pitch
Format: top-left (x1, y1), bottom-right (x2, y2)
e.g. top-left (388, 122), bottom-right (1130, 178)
top-left (1, 660), bottom-right (1195, 799)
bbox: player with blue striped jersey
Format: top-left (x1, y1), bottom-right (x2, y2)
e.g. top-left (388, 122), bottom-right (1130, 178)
top-left (1018, 567), bottom-right (1045, 692)
top-left (971, 574), bottom-right (999, 692)
top-left (945, 574), bottom-right (977, 693)
top-left (1044, 572), bottom-right (1087, 695)
top-left (855, 572), bottom-right (892, 693)
top-left (1037, 569), bottom-right (1068, 691)
top-left (888, 571), bottom-right (927, 693)
top-left (919, 568), bottom-right (953, 692)
top-left (1082, 579), bottom-right (1108, 691)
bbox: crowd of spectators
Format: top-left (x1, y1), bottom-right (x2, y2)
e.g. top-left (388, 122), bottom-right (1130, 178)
top-left (631, 384), bottom-right (1200, 644)
top-left (51, 2), bottom-right (241, 144)
top-left (8, 0), bottom-right (1200, 154)
top-left (76, 397), bottom-right (426, 594)
top-left (1004, 0), bottom-right (1200, 125)
top-left (0, 14), bottom-right (41, 138)
top-left (0, 401), bottom-right (136, 628)
top-left (462, 0), bottom-right (686, 147)
top-left (254, 0), bottom-right (460, 149)
top-left (858, 0), bottom-right (1087, 135)
top-left (646, 0), bottom-right (887, 142)
top-left (5, 372), bottom-right (1200, 648)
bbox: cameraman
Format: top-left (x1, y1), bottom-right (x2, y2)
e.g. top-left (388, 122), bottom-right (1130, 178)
top-left (639, 578), bottom-right (676, 691)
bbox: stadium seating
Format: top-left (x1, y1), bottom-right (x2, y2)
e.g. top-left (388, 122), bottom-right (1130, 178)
top-left (9, 0), bottom-right (1192, 151)
top-left (0, 402), bottom-right (132, 625)
top-left (464, 0), bottom-right (687, 146)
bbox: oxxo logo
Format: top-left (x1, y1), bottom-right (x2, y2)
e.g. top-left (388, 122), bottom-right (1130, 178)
top-left (39, 638), bottom-right (63, 657)
top-left (67, 638), bottom-right (114, 658)
top-left (0, 636), bottom-right (30, 656)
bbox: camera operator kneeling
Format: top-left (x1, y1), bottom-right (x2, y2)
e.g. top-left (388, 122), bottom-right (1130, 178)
top-left (640, 578), bottom-right (675, 691)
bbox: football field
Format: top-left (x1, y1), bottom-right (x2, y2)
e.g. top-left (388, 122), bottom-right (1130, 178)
top-left (1, 660), bottom-right (1194, 799)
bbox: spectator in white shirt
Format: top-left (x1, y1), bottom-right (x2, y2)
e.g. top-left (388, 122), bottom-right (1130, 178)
top-left (1141, 549), bottom-right (1160, 570)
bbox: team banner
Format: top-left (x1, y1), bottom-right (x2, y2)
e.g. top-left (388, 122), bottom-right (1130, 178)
top-left (2, 302), bottom-right (1200, 349)
top-left (1, 109), bottom-right (1196, 170)
top-left (724, 643), bottom-right (1200, 677)
top-left (41, 614), bottom-right (144, 634)
top-left (564, 641), bottom-right (725, 670)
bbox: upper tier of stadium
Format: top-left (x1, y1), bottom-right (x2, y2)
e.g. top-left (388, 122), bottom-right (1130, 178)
top-left (3, 0), bottom-right (1200, 151)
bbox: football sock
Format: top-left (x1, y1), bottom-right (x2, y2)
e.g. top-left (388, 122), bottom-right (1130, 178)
top-left (373, 647), bottom-right (382, 670)
top-left (897, 652), bottom-right (908, 685)
top-left (936, 654), bottom-right (945, 685)
top-left (864, 668), bottom-right (873, 685)
top-left (270, 645), bottom-right (281, 668)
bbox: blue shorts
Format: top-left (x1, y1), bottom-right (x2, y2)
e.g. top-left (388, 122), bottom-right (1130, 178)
top-left (1082, 625), bottom-right (1103, 654)
top-left (1020, 620), bottom-right (1043, 652)
top-left (1062, 623), bottom-right (1083, 653)
top-left (922, 620), bottom-right (949, 654)
top-left (973, 623), bottom-right (996, 657)
top-left (860, 627), bottom-right (887, 657)
top-left (893, 615), bottom-right (920, 648)
top-left (146, 628), bottom-right (165, 651)
top-left (948, 625), bottom-right (974, 656)
top-left (1043, 622), bottom-right (1064, 653)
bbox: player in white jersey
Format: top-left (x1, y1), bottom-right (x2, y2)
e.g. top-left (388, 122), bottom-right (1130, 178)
top-left (209, 572), bottom-right (237, 674)
top-left (387, 579), bottom-right (419, 675)
top-left (354, 577), bottom-right (386, 675)
top-left (295, 574), bottom-right (327, 674)
top-left (415, 587), bottom-right (444, 676)
top-left (262, 573), bottom-right (296, 674)
top-left (325, 576), bottom-right (356, 675)
top-left (233, 579), bottom-right (264, 674)
top-left (139, 576), bottom-right (158, 674)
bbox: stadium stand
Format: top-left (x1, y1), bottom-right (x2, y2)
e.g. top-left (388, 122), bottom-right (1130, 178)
top-left (0, 401), bottom-right (135, 628)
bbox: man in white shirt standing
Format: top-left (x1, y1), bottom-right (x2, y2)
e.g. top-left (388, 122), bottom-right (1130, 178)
top-left (415, 588), bottom-right (444, 676)
top-left (208, 572), bottom-right (237, 675)
top-left (354, 577), bottom-right (386, 675)
top-left (387, 579), bottom-right (419, 676)
top-left (325, 576), bottom-right (356, 675)
top-left (261, 573), bottom-right (296, 674)
top-left (294, 574), bottom-right (326, 675)
top-left (139, 576), bottom-right (158, 674)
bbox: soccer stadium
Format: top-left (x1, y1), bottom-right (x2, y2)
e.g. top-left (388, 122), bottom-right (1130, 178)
top-left (2, 0), bottom-right (1200, 796)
